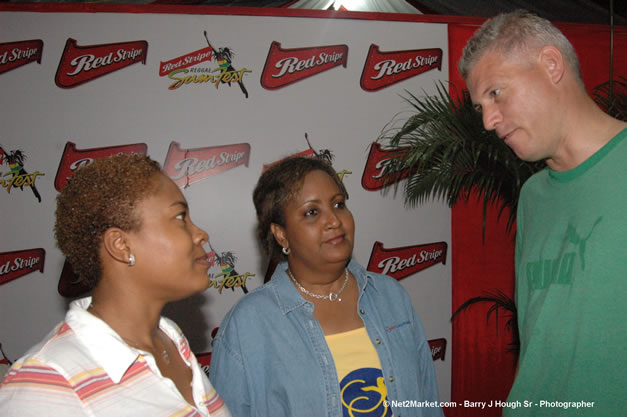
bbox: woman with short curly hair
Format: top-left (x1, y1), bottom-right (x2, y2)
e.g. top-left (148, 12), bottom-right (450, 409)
top-left (0, 154), bottom-right (231, 417)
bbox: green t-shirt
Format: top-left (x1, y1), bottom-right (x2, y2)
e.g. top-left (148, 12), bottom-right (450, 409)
top-left (504, 129), bottom-right (627, 417)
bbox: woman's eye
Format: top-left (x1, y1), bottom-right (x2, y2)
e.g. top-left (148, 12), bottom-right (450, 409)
top-left (176, 212), bottom-right (187, 220)
top-left (304, 208), bottom-right (318, 217)
top-left (490, 88), bottom-right (500, 98)
top-left (335, 201), bottom-right (346, 209)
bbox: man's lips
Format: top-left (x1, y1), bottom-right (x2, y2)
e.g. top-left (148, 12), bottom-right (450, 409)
top-left (499, 128), bottom-right (516, 143)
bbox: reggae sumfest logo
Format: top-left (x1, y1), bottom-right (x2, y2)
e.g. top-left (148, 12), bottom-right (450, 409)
top-left (159, 31), bottom-right (251, 98)
top-left (206, 245), bottom-right (254, 295)
top-left (0, 146), bottom-right (44, 202)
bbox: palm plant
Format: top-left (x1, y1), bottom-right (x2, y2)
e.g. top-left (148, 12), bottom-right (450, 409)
top-left (377, 81), bottom-right (545, 237)
top-left (450, 290), bottom-right (520, 353)
top-left (376, 77), bottom-right (625, 353)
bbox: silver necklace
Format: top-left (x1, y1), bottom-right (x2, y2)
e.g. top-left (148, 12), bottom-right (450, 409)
top-left (88, 303), bottom-right (170, 364)
top-left (287, 268), bottom-right (349, 302)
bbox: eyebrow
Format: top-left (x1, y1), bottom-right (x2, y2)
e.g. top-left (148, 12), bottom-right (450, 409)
top-left (300, 192), bottom-right (345, 206)
top-left (171, 201), bottom-right (189, 210)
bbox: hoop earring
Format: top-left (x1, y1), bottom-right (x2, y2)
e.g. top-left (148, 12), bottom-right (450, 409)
top-left (282, 247), bottom-right (290, 256)
top-left (128, 253), bottom-right (136, 267)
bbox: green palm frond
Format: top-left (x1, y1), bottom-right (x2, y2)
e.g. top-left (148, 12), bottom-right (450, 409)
top-left (377, 81), bottom-right (545, 235)
top-left (450, 289), bottom-right (519, 353)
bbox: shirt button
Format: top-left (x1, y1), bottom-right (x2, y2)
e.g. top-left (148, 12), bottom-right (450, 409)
top-left (375, 338), bottom-right (381, 344)
top-left (360, 309), bottom-right (365, 314)
top-left (388, 376), bottom-right (395, 382)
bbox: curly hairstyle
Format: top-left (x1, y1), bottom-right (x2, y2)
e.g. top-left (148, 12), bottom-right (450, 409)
top-left (458, 9), bottom-right (583, 86)
top-left (253, 156), bottom-right (348, 262)
top-left (54, 154), bottom-right (161, 289)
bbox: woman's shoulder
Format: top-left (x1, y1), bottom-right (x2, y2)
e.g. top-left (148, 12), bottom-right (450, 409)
top-left (218, 280), bottom-right (281, 326)
top-left (4, 322), bottom-right (83, 380)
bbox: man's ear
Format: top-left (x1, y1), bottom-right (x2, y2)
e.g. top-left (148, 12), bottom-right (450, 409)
top-left (539, 45), bottom-right (565, 84)
top-left (270, 223), bottom-right (288, 250)
top-left (102, 227), bottom-right (132, 265)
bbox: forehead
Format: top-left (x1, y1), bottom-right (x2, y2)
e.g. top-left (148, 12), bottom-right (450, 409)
top-left (467, 49), bottom-right (527, 97)
top-left (143, 173), bottom-right (185, 206)
top-left (295, 170), bottom-right (341, 199)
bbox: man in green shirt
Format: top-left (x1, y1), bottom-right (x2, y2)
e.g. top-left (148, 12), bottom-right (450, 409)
top-left (458, 9), bottom-right (626, 417)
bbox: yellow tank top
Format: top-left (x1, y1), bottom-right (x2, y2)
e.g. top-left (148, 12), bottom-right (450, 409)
top-left (325, 327), bottom-right (393, 416)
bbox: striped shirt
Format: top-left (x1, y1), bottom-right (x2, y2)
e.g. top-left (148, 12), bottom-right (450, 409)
top-left (0, 297), bottom-right (231, 417)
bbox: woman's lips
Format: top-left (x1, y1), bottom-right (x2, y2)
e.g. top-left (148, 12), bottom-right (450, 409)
top-left (326, 234), bottom-right (345, 245)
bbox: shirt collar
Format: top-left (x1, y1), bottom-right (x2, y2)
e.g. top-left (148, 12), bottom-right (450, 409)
top-left (271, 258), bottom-right (379, 315)
top-left (65, 297), bottom-right (185, 383)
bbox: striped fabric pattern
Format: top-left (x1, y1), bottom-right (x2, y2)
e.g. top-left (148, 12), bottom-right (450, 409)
top-left (0, 298), bottom-right (231, 417)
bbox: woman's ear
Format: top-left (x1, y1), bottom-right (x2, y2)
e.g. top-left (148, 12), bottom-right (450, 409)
top-left (539, 45), bottom-right (565, 84)
top-left (102, 227), bottom-right (132, 265)
top-left (270, 223), bottom-right (288, 250)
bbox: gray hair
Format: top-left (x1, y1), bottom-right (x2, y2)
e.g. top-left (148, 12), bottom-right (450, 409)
top-left (458, 10), bottom-right (582, 85)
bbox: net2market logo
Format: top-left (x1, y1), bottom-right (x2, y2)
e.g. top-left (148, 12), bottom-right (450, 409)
top-left (55, 38), bottom-right (148, 88)
top-left (159, 31), bottom-right (251, 98)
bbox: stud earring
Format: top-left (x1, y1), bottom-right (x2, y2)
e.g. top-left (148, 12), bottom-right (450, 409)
top-left (128, 253), bottom-right (136, 267)
top-left (282, 247), bottom-right (290, 255)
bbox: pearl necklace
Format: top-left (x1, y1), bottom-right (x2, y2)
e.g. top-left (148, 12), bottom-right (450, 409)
top-left (287, 268), bottom-right (349, 302)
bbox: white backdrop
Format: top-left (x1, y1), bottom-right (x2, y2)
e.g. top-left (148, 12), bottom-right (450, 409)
top-left (0, 7), bottom-right (452, 399)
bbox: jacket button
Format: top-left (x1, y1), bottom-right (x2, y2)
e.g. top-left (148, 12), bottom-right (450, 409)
top-left (360, 309), bottom-right (365, 314)
top-left (388, 376), bottom-right (395, 382)
top-left (375, 338), bottom-right (381, 344)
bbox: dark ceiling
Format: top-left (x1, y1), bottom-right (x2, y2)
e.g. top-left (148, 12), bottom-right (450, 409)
top-left (2, 0), bottom-right (626, 26)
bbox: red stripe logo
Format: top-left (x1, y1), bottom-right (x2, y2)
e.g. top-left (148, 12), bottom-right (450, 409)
top-left (0, 39), bottom-right (43, 75)
top-left (360, 44), bottom-right (442, 91)
top-left (0, 248), bottom-right (45, 286)
top-left (428, 338), bottom-right (447, 361)
top-left (163, 141), bottom-right (251, 188)
top-left (261, 41), bottom-right (348, 90)
top-left (367, 241), bottom-right (447, 281)
top-left (361, 142), bottom-right (412, 191)
top-left (54, 142), bottom-right (148, 191)
top-left (55, 38), bottom-right (148, 88)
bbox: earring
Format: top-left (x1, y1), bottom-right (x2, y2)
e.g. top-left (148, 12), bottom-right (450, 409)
top-left (128, 253), bottom-right (136, 267)
top-left (282, 247), bottom-right (290, 255)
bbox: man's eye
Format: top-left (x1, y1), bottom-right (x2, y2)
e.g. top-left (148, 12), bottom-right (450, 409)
top-left (490, 89), bottom-right (500, 97)
top-left (176, 212), bottom-right (187, 220)
top-left (335, 201), bottom-right (346, 209)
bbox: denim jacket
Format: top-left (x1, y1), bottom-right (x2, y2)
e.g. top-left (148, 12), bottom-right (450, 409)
top-left (210, 259), bottom-right (443, 417)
